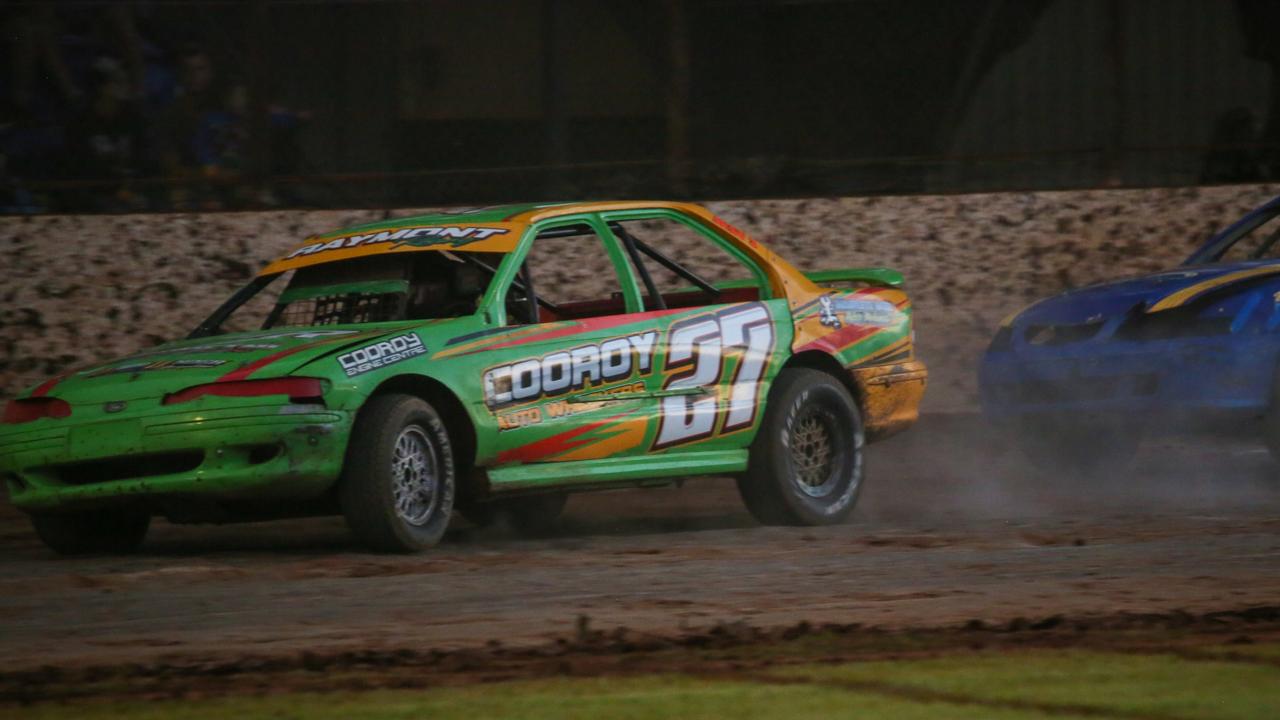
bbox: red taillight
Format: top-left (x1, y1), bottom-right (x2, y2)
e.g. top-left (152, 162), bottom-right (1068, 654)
top-left (2, 397), bottom-right (72, 424)
top-left (162, 378), bottom-right (325, 406)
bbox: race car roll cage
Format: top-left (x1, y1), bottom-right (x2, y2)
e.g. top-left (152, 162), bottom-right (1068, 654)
top-left (469, 221), bottom-right (726, 325)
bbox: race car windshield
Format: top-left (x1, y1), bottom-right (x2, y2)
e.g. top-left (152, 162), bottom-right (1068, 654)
top-left (190, 252), bottom-right (498, 337)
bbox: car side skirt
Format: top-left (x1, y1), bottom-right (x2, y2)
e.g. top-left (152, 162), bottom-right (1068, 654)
top-left (484, 449), bottom-right (748, 492)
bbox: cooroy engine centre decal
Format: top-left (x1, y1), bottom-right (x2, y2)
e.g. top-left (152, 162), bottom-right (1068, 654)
top-left (287, 226), bottom-right (509, 259)
top-left (336, 334), bottom-right (427, 377)
top-left (483, 331), bottom-right (659, 409)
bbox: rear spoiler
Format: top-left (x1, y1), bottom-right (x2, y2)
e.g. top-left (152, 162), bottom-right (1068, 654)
top-left (804, 267), bottom-right (903, 288)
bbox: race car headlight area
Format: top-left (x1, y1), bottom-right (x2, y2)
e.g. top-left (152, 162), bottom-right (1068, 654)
top-left (2, 378), bottom-right (328, 426)
top-left (1, 400), bottom-right (353, 511)
top-left (162, 378), bottom-right (327, 406)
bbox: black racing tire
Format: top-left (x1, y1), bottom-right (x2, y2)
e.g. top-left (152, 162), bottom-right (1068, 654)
top-left (30, 509), bottom-right (150, 555)
top-left (737, 367), bottom-right (864, 526)
top-left (339, 394), bottom-right (456, 553)
top-left (458, 493), bottom-right (568, 536)
top-left (1012, 413), bottom-right (1142, 476)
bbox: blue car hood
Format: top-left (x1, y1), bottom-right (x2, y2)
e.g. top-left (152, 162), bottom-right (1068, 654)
top-left (1014, 260), bottom-right (1280, 326)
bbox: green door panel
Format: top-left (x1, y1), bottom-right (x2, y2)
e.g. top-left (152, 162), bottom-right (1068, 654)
top-left (451, 299), bottom-right (793, 469)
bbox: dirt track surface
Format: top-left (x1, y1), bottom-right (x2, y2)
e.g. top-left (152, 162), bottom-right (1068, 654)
top-left (1, 415), bottom-right (1278, 673)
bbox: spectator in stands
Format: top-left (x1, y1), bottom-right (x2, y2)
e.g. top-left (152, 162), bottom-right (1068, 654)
top-left (157, 45), bottom-right (232, 209)
top-left (62, 57), bottom-right (146, 211)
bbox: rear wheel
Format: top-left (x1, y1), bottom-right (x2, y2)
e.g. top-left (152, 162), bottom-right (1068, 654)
top-left (339, 394), bottom-right (456, 553)
top-left (30, 509), bottom-right (150, 555)
top-left (737, 368), bottom-right (864, 526)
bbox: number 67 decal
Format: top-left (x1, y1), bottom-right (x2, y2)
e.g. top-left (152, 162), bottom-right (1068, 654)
top-left (654, 303), bottom-right (776, 449)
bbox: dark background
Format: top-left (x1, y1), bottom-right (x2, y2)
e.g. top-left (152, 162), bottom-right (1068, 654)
top-left (4, 0), bottom-right (1280, 213)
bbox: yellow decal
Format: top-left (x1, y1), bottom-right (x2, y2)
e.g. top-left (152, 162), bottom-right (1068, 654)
top-left (1147, 266), bottom-right (1280, 313)
top-left (553, 416), bottom-right (648, 461)
top-left (260, 223), bottom-right (523, 275)
top-left (497, 407), bottom-right (543, 430)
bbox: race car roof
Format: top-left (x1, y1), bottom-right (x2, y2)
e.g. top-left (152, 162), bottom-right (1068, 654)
top-left (256, 200), bottom-right (813, 302)
top-left (258, 200), bottom-right (717, 276)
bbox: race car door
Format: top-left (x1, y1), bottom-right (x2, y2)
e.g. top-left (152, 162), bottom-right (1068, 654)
top-left (479, 215), bottom-right (662, 465)
top-left (596, 208), bottom-right (793, 456)
top-left (480, 210), bottom-right (790, 467)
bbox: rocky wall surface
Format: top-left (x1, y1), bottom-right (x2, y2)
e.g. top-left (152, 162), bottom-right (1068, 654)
top-left (2, 184), bottom-right (1276, 410)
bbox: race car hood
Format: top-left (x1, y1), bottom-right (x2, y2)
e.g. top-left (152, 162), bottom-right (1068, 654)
top-left (20, 322), bottom-right (439, 404)
top-left (1009, 259), bottom-right (1280, 327)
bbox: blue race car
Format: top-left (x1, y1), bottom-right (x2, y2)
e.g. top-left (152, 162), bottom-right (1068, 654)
top-left (981, 195), bottom-right (1280, 471)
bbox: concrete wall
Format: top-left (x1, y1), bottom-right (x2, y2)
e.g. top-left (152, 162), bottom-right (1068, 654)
top-left (2, 184), bottom-right (1276, 409)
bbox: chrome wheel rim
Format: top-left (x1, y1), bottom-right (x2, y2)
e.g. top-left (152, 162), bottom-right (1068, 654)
top-left (391, 425), bottom-right (439, 526)
top-left (791, 410), bottom-right (838, 497)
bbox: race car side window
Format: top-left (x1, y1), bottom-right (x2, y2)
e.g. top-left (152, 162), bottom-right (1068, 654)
top-left (603, 212), bottom-right (768, 311)
top-left (501, 221), bottom-right (639, 325)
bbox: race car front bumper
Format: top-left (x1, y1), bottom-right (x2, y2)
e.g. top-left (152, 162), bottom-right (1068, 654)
top-left (980, 335), bottom-right (1280, 423)
top-left (0, 404), bottom-right (352, 512)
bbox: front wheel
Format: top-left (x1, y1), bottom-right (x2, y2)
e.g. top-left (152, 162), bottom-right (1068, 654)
top-left (339, 394), bottom-right (456, 553)
top-left (737, 368), bottom-right (864, 526)
top-left (30, 509), bottom-right (150, 555)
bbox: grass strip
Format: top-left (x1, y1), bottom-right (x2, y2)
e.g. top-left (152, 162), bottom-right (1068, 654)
top-left (770, 647), bottom-right (1280, 720)
top-left (15, 646), bottom-right (1280, 720)
top-left (13, 674), bottom-right (1101, 720)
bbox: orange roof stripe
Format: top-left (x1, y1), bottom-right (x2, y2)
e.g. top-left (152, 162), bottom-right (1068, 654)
top-left (256, 201), bottom-right (818, 302)
top-left (260, 221), bottom-right (522, 275)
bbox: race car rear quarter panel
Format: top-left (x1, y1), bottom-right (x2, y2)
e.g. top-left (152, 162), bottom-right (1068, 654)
top-left (791, 286), bottom-right (925, 439)
top-left (427, 300), bottom-right (796, 468)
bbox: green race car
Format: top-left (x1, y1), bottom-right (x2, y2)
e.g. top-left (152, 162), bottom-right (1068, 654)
top-left (1, 201), bottom-right (927, 554)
